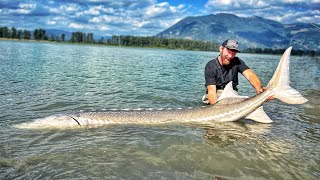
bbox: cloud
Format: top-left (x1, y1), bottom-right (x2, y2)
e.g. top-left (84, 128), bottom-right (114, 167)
top-left (0, 0), bottom-right (318, 36)
top-left (4, 2), bottom-right (36, 15)
top-left (47, 20), bottom-right (57, 25)
top-left (205, 0), bottom-right (269, 9)
top-left (145, 2), bottom-right (185, 18)
top-left (205, 0), bottom-right (320, 24)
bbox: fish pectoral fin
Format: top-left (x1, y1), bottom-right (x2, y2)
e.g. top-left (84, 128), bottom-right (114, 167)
top-left (217, 81), bottom-right (248, 101)
top-left (245, 106), bottom-right (273, 123)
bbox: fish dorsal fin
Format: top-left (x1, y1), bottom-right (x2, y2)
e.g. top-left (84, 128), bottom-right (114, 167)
top-left (245, 106), bottom-right (273, 123)
top-left (217, 81), bottom-right (249, 101)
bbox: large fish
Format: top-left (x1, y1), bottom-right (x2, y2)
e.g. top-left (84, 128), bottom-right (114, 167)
top-left (14, 47), bottom-right (307, 129)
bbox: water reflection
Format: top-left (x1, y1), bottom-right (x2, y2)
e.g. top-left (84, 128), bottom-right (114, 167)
top-left (1, 41), bottom-right (319, 179)
top-left (192, 121), bottom-right (271, 147)
top-left (302, 89), bottom-right (320, 123)
top-left (297, 89), bottom-right (320, 144)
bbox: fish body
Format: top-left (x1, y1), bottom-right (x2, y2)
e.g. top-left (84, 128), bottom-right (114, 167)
top-left (14, 47), bottom-right (307, 129)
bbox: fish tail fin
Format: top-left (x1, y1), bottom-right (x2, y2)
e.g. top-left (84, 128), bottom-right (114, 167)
top-left (266, 47), bottom-right (308, 104)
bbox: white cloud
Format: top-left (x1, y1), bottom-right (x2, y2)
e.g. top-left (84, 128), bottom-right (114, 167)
top-left (5, 3), bottom-right (37, 14)
top-left (47, 20), bottom-right (57, 25)
top-left (297, 15), bottom-right (320, 23)
top-left (60, 4), bottom-right (81, 13)
top-left (3, 0), bottom-right (317, 36)
top-left (100, 7), bottom-right (115, 14)
top-left (83, 6), bottom-right (104, 15)
top-left (132, 20), bottom-right (150, 28)
top-left (89, 17), bottom-right (101, 23)
top-left (69, 22), bottom-right (86, 29)
top-left (10, 9), bottom-right (30, 14)
top-left (144, 2), bottom-right (185, 18)
top-left (204, 0), bottom-right (320, 24)
top-left (98, 25), bottom-right (109, 31)
top-left (49, 8), bottom-right (60, 14)
top-left (282, 0), bottom-right (312, 3)
top-left (19, 3), bottom-right (36, 9)
top-left (267, 9), bottom-right (320, 24)
top-left (98, 15), bottom-right (116, 23)
top-left (206, 0), bottom-right (269, 9)
top-left (69, 22), bottom-right (109, 32)
top-left (145, 2), bottom-right (169, 17)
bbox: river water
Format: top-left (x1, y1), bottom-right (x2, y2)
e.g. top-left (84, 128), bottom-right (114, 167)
top-left (0, 40), bottom-right (319, 179)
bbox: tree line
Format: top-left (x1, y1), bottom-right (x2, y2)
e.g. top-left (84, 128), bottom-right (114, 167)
top-left (0, 26), bottom-right (95, 43)
top-left (243, 47), bottom-right (319, 56)
top-left (0, 26), bottom-right (216, 51)
top-left (107, 35), bottom-right (216, 51)
top-left (0, 26), bottom-right (318, 55)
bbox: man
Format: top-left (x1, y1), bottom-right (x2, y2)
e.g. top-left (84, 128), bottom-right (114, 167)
top-left (203, 39), bottom-right (264, 105)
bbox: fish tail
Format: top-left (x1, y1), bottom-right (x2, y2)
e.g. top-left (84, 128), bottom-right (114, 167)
top-left (266, 47), bottom-right (308, 104)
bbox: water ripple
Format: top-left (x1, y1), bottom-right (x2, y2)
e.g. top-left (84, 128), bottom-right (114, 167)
top-left (0, 41), bottom-right (319, 179)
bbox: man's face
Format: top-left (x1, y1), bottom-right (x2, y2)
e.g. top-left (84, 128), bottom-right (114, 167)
top-left (219, 46), bottom-right (237, 65)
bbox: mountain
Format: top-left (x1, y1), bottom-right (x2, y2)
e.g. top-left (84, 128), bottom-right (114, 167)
top-left (156, 13), bottom-right (320, 51)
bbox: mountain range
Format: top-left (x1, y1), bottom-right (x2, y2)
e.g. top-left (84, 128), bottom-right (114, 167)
top-left (156, 13), bottom-right (320, 51)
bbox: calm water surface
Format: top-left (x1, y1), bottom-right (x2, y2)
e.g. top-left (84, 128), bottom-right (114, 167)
top-left (0, 40), bottom-right (319, 179)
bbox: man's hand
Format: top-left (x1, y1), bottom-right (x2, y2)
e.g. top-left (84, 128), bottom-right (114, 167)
top-left (259, 87), bottom-right (274, 101)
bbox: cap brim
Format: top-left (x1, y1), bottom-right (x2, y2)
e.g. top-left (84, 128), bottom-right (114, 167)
top-left (225, 47), bottom-right (240, 53)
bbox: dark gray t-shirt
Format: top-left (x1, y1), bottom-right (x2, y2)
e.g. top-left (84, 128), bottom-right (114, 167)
top-left (204, 57), bottom-right (249, 91)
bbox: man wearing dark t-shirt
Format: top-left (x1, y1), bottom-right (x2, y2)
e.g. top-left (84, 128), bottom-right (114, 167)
top-left (203, 39), bottom-right (264, 105)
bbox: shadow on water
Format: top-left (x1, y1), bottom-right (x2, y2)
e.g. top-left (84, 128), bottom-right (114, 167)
top-left (1, 120), bottom-right (318, 179)
top-left (294, 89), bottom-right (320, 145)
top-left (1, 41), bottom-right (319, 179)
top-left (302, 89), bottom-right (320, 124)
top-left (200, 121), bottom-right (271, 147)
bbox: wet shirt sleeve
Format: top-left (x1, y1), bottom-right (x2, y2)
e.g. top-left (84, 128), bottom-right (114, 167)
top-left (237, 58), bottom-right (250, 73)
top-left (204, 60), bottom-right (217, 86)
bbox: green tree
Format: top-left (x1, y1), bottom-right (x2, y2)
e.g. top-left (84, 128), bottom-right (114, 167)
top-left (0, 26), bottom-right (10, 38)
top-left (23, 30), bottom-right (31, 39)
top-left (17, 30), bottom-right (23, 39)
top-left (34, 28), bottom-right (46, 40)
top-left (70, 31), bottom-right (86, 43)
top-left (87, 33), bottom-right (94, 43)
top-left (11, 27), bottom-right (17, 38)
top-left (61, 33), bottom-right (65, 42)
top-left (98, 37), bottom-right (105, 44)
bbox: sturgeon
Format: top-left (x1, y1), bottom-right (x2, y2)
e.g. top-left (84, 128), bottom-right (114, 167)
top-left (15, 47), bottom-right (307, 129)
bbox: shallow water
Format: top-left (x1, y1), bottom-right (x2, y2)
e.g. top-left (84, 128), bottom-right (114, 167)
top-left (0, 40), bottom-right (319, 179)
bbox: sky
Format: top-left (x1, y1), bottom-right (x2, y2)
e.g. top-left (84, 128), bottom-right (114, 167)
top-left (0, 0), bottom-right (319, 36)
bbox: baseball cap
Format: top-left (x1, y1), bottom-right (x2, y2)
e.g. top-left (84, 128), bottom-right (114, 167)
top-left (222, 39), bottom-right (240, 52)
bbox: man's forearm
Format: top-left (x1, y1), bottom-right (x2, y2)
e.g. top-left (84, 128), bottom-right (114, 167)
top-left (243, 69), bottom-right (263, 94)
top-left (249, 75), bottom-right (263, 94)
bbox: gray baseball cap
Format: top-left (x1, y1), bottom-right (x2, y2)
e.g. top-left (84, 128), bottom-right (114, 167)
top-left (222, 39), bottom-right (240, 52)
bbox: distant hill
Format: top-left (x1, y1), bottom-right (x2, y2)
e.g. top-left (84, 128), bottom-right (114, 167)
top-left (45, 29), bottom-right (72, 40)
top-left (45, 29), bottom-right (110, 42)
top-left (156, 13), bottom-right (320, 51)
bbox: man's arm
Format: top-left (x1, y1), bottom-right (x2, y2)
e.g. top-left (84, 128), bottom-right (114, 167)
top-left (207, 85), bottom-right (218, 104)
top-left (242, 69), bottom-right (264, 94)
